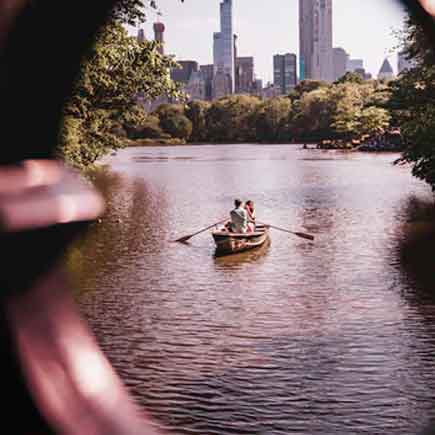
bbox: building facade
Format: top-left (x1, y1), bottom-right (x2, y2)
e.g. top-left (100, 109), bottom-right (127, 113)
top-left (378, 58), bottom-right (394, 80)
top-left (184, 72), bottom-right (206, 101)
top-left (200, 64), bottom-right (214, 100)
top-left (251, 79), bottom-right (263, 97)
top-left (171, 61), bottom-right (199, 84)
top-left (346, 58), bottom-right (364, 72)
top-left (262, 83), bottom-right (281, 99)
top-left (235, 56), bottom-right (255, 94)
top-left (137, 28), bottom-right (145, 43)
top-left (213, 69), bottom-right (232, 99)
top-left (355, 68), bottom-right (372, 80)
top-left (213, 32), bottom-right (223, 71)
top-left (153, 22), bottom-right (165, 55)
top-left (213, 0), bottom-right (235, 95)
top-left (299, 0), bottom-right (333, 82)
top-left (273, 53), bottom-right (297, 95)
top-left (333, 47), bottom-right (349, 81)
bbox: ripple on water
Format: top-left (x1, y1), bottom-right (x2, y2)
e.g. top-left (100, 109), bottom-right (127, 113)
top-left (75, 146), bottom-right (435, 434)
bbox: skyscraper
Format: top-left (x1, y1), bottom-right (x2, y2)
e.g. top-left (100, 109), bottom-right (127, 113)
top-left (378, 58), bottom-right (394, 80)
top-left (137, 28), bottom-right (145, 43)
top-left (346, 58), bottom-right (364, 72)
top-left (153, 22), bottom-right (165, 55)
top-left (299, 0), bottom-right (333, 82)
top-left (333, 47), bottom-right (349, 81)
top-left (213, 32), bottom-right (223, 71)
top-left (170, 61), bottom-right (199, 84)
top-left (200, 64), bottom-right (215, 100)
top-left (273, 54), bottom-right (297, 95)
top-left (235, 57), bottom-right (255, 94)
top-left (213, 0), bottom-right (235, 95)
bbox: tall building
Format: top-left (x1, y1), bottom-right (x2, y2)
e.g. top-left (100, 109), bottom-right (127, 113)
top-left (378, 58), bottom-right (394, 80)
top-left (273, 53), bottom-right (297, 95)
top-left (171, 61), bottom-right (199, 84)
top-left (252, 79), bottom-right (263, 97)
top-left (333, 47), bottom-right (349, 81)
top-left (213, 32), bottom-right (223, 71)
top-left (355, 68), bottom-right (372, 80)
top-left (235, 57), bottom-right (255, 94)
top-left (137, 28), bottom-right (145, 43)
top-left (185, 72), bottom-right (206, 101)
top-left (234, 34), bottom-right (238, 68)
top-left (153, 22), bottom-right (165, 55)
top-left (346, 59), bottom-right (364, 72)
top-left (262, 83), bottom-right (281, 99)
top-left (213, 0), bottom-right (235, 95)
top-left (299, 0), bottom-right (333, 82)
top-left (213, 69), bottom-right (231, 99)
top-left (200, 64), bottom-right (214, 100)
top-left (398, 50), bottom-right (416, 74)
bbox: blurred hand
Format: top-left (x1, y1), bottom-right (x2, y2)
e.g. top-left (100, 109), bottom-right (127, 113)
top-left (0, 160), bottom-right (104, 233)
top-left (419, 0), bottom-right (435, 15)
top-left (1, 161), bottom-right (163, 434)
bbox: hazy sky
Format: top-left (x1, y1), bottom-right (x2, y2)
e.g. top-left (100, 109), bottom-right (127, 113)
top-left (134, 0), bottom-right (406, 82)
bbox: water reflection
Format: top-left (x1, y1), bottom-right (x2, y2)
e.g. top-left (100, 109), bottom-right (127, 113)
top-left (393, 196), bottom-right (435, 307)
top-left (72, 146), bottom-right (435, 434)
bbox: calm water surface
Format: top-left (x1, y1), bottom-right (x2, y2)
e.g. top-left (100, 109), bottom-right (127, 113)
top-left (72, 145), bottom-right (435, 434)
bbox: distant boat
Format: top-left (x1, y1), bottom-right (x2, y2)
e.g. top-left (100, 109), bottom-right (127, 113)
top-left (212, 223), bottom-right (270, 256)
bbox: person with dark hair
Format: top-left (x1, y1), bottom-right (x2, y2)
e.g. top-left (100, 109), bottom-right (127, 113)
top-left (230, 198), bottom-right (248, 233)
top-left (245, 200), bottom-right (256, 232)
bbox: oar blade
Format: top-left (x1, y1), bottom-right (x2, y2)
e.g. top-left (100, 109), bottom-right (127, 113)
top-left (174, 235), bottom-right (192, 243)
top-left (294, 232), bottom-right (315, 241)
top-left (172, 218), bottom-right (227, 244)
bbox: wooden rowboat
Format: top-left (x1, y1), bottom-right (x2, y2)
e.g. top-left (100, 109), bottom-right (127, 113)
top-left (212, 223), bottom-right (270, 256)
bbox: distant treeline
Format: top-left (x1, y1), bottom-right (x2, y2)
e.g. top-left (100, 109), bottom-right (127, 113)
top-left (126, 73), bottom-right (393, 148)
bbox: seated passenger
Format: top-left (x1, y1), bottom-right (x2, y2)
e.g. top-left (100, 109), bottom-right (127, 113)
top-left (245, 200), bottom-right (256, 232)
top-left (230, 199), bottom-right (248, 233)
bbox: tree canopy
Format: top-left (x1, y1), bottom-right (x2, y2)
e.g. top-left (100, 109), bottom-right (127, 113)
top-left (131, 79), bottom-right (392, 146)
top-left (59, 0), bottom-right (183, 167)
top-left (388, 9), bottom-right (435, 189)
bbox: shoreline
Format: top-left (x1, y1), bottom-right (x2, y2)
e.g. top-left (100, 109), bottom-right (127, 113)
top-left (124, 139), bottom-right (402, 152)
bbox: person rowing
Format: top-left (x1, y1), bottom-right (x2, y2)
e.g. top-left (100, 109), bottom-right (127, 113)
top-left (229, 199), bottom-right (248, 233)
top-left (229, 199), bottom-right (256, 233)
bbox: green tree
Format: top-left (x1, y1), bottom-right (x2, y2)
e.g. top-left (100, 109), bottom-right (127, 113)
top-left (390, 66), bottom-right (435, 187)
top-left (255, 97), bottom-right (292, 142)
top-left (59, 1), bottom-right (182, 168)
top-left (330, 84), bottom-right (363, 139)
top-left (154, 104), bottom-right (192, 139)
top-left (388, 10), bottom-right (435, 189)
top-left (334, 72), bottom-right (365, 85)
top-left (185, 100), bottom-right (210, 142)
top-left (291, 80), bottom-right (329, 100)
top-left (206, 95), bottom-right (260, 142)
top-left (292, 87), bottom-right (335, 140)
top-left (358, 107), bottom-right (391, 137)
top-left (128, 114), bottom-right (164, 139)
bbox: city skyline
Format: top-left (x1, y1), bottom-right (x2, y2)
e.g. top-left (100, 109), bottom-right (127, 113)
top-left (134, 0), bottom-right (406, 83)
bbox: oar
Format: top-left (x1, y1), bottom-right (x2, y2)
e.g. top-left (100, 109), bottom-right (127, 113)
top-left (258, 222), bottom-right (315, 241)
top-left (173, 219), bottom-right (228, 243)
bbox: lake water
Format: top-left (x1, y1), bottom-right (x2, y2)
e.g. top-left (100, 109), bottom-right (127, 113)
top-left (71, 144), bottom-right (435, 434)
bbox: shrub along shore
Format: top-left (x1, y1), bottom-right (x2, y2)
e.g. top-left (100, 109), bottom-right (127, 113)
top-left (124, 74), bottom-right (400, 152)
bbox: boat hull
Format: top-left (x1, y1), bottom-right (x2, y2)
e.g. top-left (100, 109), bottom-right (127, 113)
top-left (212, 226), bottom-right (270, 256)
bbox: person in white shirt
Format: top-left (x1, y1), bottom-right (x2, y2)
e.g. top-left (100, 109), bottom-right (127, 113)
top-left (230, 199), bottom-right (248, 233)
